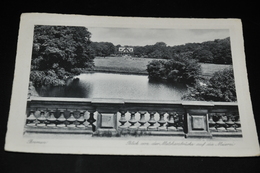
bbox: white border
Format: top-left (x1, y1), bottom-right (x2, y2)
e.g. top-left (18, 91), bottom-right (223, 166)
top-left (5, 13), bottom-right (260, 156)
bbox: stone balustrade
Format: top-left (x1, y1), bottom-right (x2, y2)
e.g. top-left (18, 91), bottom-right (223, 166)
top-left (25, 97), bottom-right (242, 138)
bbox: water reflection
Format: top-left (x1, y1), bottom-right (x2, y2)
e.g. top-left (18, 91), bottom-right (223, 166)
top-left (35, 72), bottom-right (188, 100)
top-left (35, 79), bottom-right (89, 98)
top-left (147, 79), bottom-right (187, 100)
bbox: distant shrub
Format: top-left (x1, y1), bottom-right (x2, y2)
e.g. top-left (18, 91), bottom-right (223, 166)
top-left (146, 60), bottom-right (167, 80)
top-left (147, 57), bottom-right (201, 84)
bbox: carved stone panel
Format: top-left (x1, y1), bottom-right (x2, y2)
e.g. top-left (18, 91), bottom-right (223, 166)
top-left (101, 113), bottom-right (114, 128)
top-left (185, 111), bottom-right (212, 138)
top-left (94, 112), bottom-right (118, 136)
top-left (191, 115), bottom-right (206, 130)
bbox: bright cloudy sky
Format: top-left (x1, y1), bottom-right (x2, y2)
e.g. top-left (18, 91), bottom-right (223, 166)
top-left (88, 27), bottom-right (230, 47)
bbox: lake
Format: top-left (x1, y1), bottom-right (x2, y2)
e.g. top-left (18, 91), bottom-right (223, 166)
top-left (35, 72), bottom-right (188, 101)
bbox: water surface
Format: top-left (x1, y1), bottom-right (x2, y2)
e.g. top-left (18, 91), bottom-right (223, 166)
top-left (36, 72), bottom-right (187, 101)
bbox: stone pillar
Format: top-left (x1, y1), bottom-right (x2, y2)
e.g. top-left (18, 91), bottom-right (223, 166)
top-left (92, 98), bottom-right (124, 136)
top-left (184, 104), bottom-right (213, 138)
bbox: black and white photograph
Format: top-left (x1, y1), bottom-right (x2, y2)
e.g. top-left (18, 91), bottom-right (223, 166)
top-left (4, 13), bottom-right (260, 157)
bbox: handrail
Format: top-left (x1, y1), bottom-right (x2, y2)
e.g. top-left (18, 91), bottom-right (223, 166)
top-left (28, 96), bottom-right (238, 106)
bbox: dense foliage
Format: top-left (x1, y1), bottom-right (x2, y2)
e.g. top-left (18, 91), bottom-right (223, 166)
top-left (182, 67), bottom-right (236, 102)
top-left (30, 25), bottom-right (95, 87)
top-left (134, 42), bottom-right (173, 59)
top-left (138, 38), bottom-right (231, 64)
top-left (147, 57), bottom-right (201, 84)
top-left (89, 42), bottom-right (116, 57)
top-left (89, 38), bottom-right (232, 64)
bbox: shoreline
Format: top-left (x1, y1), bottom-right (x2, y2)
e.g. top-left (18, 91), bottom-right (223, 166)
top-left (91, 67), bottom-right (212, 78)
top-left (92, 69), bottom-right (148, 75)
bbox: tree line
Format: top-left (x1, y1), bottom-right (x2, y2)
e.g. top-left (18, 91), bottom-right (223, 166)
top-left (89, 37), bottom-right (232, 64)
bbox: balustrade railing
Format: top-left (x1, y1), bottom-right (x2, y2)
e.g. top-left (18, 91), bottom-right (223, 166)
top-left (208, 113), bottom-right (241, 133)
top-left (25, 97), bottom-right (242, 138)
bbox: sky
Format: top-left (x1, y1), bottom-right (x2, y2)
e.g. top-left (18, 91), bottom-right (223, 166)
top-left (88, 27), bottom-right (230, 47)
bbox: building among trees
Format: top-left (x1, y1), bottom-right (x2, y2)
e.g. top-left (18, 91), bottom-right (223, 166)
top-left (118, 47), bottom-right (134, 56)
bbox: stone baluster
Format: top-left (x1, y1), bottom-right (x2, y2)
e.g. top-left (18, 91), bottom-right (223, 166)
top-left (176, 114), bottom-right (184, 131)
top-left (208, 113), bottom-right (217, 132)
top-left (167, 112), bottom-right (176, 131)
top-left (67, 111), bottom-right (76, 128)
top-left (119, 110), bottom-right (128, 129)
top-left (128, 111), bottom-right (138, 129)
top-left (87, 110), bottom-right (96, 132)
top-left (225, 113), bottom-right (235, 132)
top-left (234, 114), bottom-right (241, 132)
top-left (57, 110), bottom-right (66, 127)
top-left (138, 111), bottom-right (147, 130)
top-left (148, 111), bottom-right (157, 130)
top-left (158, 112), bottom-right (166, 131)
top-left (77, 111), bottom-right (86, 128)
top-left (46, 110), bottom-right (57, 127)
top-left (37, 110), bottom-right (47, 127)
top-left (215, 114), bottom-right (226, 132)
top-left (26, 109), bottom-right (37, 126)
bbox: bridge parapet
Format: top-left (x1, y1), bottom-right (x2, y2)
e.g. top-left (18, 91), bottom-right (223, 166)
top-left (25, 97), bottom-right (242, 138)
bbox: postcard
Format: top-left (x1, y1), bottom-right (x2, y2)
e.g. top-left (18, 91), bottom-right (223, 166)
top-left (5, 13), bottom-right (260, 156)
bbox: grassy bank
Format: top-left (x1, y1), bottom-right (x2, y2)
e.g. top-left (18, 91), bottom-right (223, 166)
top-left (94, 56), bottom-right (156, 75)
top-left (200, 63), bottom-right (231, 78)
top-left (94, 66), bottom-right (148, 75)
top-left (94, 56), bottom-right (231, 77)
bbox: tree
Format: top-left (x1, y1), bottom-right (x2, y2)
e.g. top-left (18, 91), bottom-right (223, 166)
top-left (154, 42), bottom-right (167, 47)
top-left (30, 25), bottom-right (95, 86)
top-left (212, 38), bottom-right (232, 64)
top-left (192, 48), bottom-right (214, 63)
top-left (32, 25), bottom-right (94, 71)
top-left (133, 46), bottom-right (144, 57)
top-left (182, 67), bottom-right (236, 101)
top-left (165, 57), bottom-right (201, 83)
top-left (147, 57), bottom-right (201, 84)
top-left (145, 42), bottom-right (172, 59)
top-left (90, 42), bottom-right (116, 57)
top-left (146, 60), bottom-right (167, 80)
